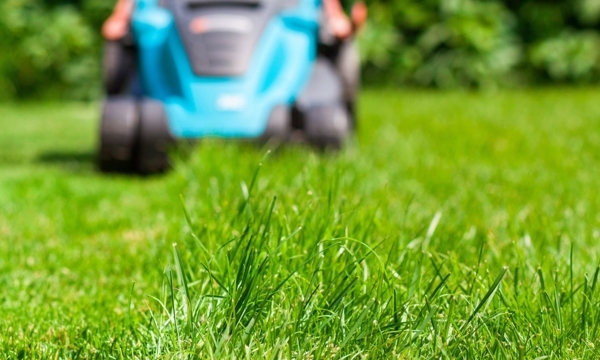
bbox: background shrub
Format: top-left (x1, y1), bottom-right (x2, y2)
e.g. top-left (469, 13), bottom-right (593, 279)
top-left (360, 0), bottom-right (522, 88)
top-left (0, 0), bottom-right (108, 100)
top-left (1, 0), bottom-right (600, 99)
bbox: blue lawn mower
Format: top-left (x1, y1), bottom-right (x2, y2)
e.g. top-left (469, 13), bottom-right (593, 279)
top-left (99, 0), bottom-right (360, 173)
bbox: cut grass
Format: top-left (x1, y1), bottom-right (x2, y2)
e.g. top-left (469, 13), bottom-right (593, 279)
top-left (1, 89), bottom-right (600, 358)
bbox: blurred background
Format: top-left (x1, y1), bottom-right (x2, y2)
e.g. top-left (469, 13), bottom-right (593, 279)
top-left (2, 0), bottom-right (600, 101)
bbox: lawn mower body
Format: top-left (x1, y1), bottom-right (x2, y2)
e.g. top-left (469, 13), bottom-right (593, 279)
top-left (133, 0), bottom-right (320, 138)
top-left (100, 0), bottom-right (356, 173)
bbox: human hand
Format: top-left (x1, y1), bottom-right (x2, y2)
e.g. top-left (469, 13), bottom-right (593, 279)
top-left (102, 16), bottom-right (130, 40)
top-left (351, 1), bottom-right (367, 32)
top-left (101, 0), bottom-right (134, 40)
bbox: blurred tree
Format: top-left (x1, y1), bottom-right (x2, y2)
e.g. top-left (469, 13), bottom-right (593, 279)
top-left (0, 0), bottom-right (109, 99)
top-left (360, 0), bottom-right (521, 88)
top-left (530, 30), bottom-right (600, 82)
top-left (2, 0), bottom-right (600, 99)
top-left (359, 0), bottom-right (600, 87)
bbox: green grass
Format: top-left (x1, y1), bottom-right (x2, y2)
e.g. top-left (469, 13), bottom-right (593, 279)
top-left (2, 89), bottom-right (600, 358)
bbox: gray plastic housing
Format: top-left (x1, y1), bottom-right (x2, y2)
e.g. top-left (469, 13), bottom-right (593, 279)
top-left (161, 0), bottom-right (283, 76)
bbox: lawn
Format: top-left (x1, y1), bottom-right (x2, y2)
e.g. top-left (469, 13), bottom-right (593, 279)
top-left (1, 89), bottom-right (600, 358)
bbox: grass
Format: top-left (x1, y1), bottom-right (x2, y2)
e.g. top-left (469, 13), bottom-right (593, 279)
top-left (1, 89), bottom-right (600, 358)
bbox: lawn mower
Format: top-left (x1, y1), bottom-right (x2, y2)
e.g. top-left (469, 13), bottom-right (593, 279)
top-left (99, 0), bottom-right (360, 173)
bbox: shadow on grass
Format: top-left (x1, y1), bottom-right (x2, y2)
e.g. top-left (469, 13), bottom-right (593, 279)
top-left (36, 150), bottom-right (97, 172)
top-left (37, 149), bottom-right (178, 178)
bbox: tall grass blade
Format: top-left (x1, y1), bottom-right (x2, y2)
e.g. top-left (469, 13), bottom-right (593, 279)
top-left (463, 267), bottom-right (508, 329)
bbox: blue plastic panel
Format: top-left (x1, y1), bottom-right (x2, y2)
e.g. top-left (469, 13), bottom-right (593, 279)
top-left (132, 0), bottom-right (321, 138)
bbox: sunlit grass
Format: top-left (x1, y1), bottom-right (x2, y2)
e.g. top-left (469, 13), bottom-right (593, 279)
top-left (1, 89), bottom-right (600, 358)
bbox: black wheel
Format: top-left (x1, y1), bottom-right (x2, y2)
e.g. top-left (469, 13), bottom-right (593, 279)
top-left (103, 40), bottom-right (136, 95)
top-left (303, 103), bottom-right (351, 149)
top-left (316, 38), bottom-right (360, 130)
top-left (98, 96), bottom-right (139, 173)
top-left (135, 99), bottom-right (176, 174)
top-left (345, 100), bottom-right (356, 130)
top-left (336, 40), bottom-right (360, 129)
top-left (260, 105), bottom-right (291, 143)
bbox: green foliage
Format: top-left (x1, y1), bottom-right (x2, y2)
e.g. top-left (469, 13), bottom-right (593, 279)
top-left (577, 0), bottom-right (600, 25)
top-left (361, 0), bottom-right (600, 87)
top-left (361, 0), bottom-right (521, 88)
top-left (530, 30), bottom-right (600, 83)
top-left (2, 0), bottom-right (600, 98)
top-left (0, 0), bottom-right (104, 100)
top-left (0, 0), bottom-right (116, 100)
